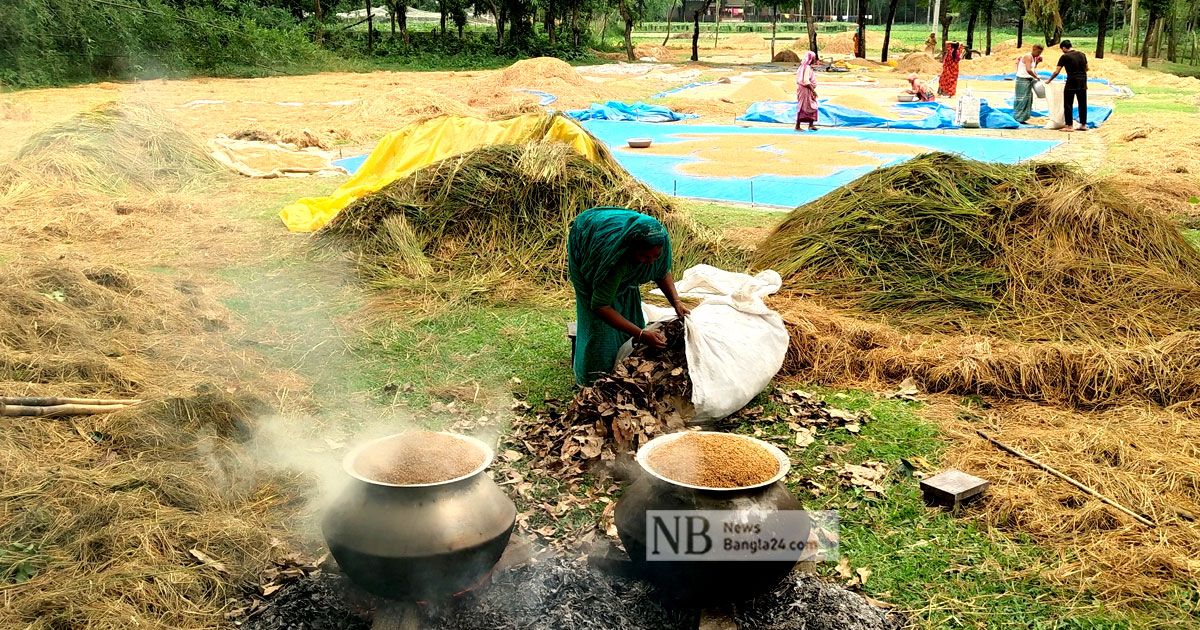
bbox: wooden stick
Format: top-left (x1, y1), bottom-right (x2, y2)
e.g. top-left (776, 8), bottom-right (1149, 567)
top-left (977, 430), bottom-right (1155, 527)
top-left (0, 403), bottom-right (132, 418)
top-left (1, 396), bottom-right (143, 406)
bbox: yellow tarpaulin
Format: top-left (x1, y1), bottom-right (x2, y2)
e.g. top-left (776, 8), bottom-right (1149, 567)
top-left (279, 114), bottom-right (604, 233)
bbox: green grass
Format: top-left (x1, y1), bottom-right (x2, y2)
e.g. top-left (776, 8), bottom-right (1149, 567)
top-left (1116, 85), bottom-right (1198, 115)
top-left (371, 304), bottom-right (575, 410)
top-left (726, 387), bottom-right (1149, 628)
top-left (1184, 229), bottom-right (1200, 251)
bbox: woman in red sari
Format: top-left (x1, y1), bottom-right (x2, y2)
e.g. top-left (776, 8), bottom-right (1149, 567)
top-left (795, 50), bottom-right (819, 132)
top-left (938, 41), bottom-right (965, 97)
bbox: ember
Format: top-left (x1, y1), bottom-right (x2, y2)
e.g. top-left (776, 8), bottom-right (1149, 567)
top-left (646, 432), bottom-right (780, 488)
top-left (354, 431), bottom-right (484, 485)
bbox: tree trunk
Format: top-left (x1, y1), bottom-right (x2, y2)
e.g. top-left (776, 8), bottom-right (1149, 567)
top-left (855, 0), bottom-right (867, 58)
top-left (496, 5), bottom-right (506, 48)
top-left (1128, 0), bottom-right (1139, 55)
top-left (621, 0), bottom-right (635, 61)
top-left (572, 5), bottom-right (580, 48)
top-left (692, 9), bottom-right (702, 61)
top-left (1095, 0), bottom-right (1111, 58)
top-left (366, 0), bottom-right (374, 52)
top-left (932, 0), bottom-right (942, 33)
top-left (545, 0), bottom-right (555, 44)
top-left (1154, 17), bottom-right (1164, 57)
top-left (1166, 8), bottom-right (1177, 61)
top-left (439, 0), bottom-right (446, 35)
top-left (399, 1), bottom-right (408, 43)
top-left (314, 0), bottom-right (324, 44)
top-left (965, 4), bottom-right (977, 59)
top-left (714, 0), bottom-right (723, 47)
top-left (939, 4), bottom-right (952, 57)
top-left (663, 0), bottom-right (676, 45)
top-left (771, 6), bottom-right (777, 60)
top-left (881, 0), bottom-right (900, 61)
top-left (390, 2), bottom-right (396, 36)
top-left (1015, 0), bottom-right (1024, 48)
top-left (985, 0), bottom-right (993, 55)
top-left (805, 0), bottom-right (819, 53)
top-left (1142, 14), bottom-right (1159, 66)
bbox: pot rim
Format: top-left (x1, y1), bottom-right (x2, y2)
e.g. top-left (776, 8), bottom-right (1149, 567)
top-left (636, 431), bottom-right (790, 492)
top-left (343, 431), bottom-right (495, 488)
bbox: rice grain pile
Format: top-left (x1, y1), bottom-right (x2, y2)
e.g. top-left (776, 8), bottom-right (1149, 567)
top-left (647, 432), bottom-right (779, 488)
top-left (354, 432), bottom-right (484, 484)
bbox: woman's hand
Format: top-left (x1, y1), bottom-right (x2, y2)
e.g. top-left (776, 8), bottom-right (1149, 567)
top-left (639, 329), bottom-right (668, 349)
top-left (673, 303), bottom-right (691, 320)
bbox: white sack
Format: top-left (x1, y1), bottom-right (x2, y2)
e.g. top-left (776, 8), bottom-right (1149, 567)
top-left (1044, 81), bottom-right (1066, 129)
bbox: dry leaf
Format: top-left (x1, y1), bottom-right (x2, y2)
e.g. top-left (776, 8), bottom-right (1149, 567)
top-left (188, 548), bottom-right (228, 574)
top-left (261, 583), bottom-right (282, 597)
top-left (845, 423), bottom-right (861, 434)
top-left (501, 449), bottom-right (523, 462)
top-left (794, 427), bottom-right (815, 448)
top-left (836, 557), bottom-right (853, 580)
top-left (856, 567), bottom-right (872, 586)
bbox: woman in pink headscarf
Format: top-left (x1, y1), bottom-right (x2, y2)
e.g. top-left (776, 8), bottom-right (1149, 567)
top-left (795, 50), bottom-right (819, 132)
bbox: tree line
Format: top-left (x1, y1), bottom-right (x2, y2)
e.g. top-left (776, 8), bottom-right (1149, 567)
top-left (1, 0), bottom-right (1194, 87)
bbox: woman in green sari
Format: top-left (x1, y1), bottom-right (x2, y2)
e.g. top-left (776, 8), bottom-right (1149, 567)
top-left (567, 207), bottom-right (689, 385)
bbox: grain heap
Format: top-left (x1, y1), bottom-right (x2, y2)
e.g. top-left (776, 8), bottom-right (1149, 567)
top-left (354, 432), bottom-right (484, 485)
top-left (647, 433), bottom-right (780, 488)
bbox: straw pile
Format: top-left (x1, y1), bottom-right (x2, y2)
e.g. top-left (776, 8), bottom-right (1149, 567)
top-left (755, 153), bottom-right (1200, 343)
top-left (321, 120), bottom-right (739, 302)
top-left (815, 30), bottom-right (882, 56)
top-left (0, 101), bottom-right (218, 200)
top-left (0, 259), bottom-right (296, 628)
top-left (774, 297), bottom-right (1200, 409)
top-left (933, 400), bottom-right (1200, 602)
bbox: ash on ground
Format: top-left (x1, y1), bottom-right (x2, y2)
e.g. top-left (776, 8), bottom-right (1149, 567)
top-left (733, 573), bottom-right (904, 630)
top-left (239, 571), bottom-right (371, 630)
top-left (422, 555), bottom-right (698, 630)
top-left (238, 558), bottom-right (900, 630)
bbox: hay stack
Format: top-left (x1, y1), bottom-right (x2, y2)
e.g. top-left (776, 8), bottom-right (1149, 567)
top-left (0, 259), bottom-right (296, 628)
top-left (321, 123), bottom-right (740, 300)
top-left (2, 101), bottom-right (217, 197)
top-left (347, 87), bottom-right (480, 122)
top-left (478, 57), bottom-right (587, 92)
top-left (755, 153), bottom-right (1200, 342)
top-left (772, 49), bottom-right (801, 63)
top-left (731, 77), bottom-right (792, 102)
top-left (816, 30), bottom-right (882, 55)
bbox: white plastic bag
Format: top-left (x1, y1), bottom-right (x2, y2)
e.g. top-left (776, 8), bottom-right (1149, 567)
top-left (674, 265), bottom-right (791, 421)
top-left (955, 91), bottom-right (981, 128)
top-left (1044, 81), bottom-right (1065, 129)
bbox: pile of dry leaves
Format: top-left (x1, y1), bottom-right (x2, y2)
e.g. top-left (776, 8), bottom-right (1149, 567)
top-left (512, 318), bottom-right (693, 479)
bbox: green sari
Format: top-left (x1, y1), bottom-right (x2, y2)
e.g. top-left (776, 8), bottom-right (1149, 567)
top-left (567, 207), bottom-right (672, 385)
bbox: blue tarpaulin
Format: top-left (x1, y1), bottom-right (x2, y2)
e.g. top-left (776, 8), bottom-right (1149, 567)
top-left (737, 98), bottom-right (1112, 129)
top-left (517, 89), bottom-right (558, 106)
top-left (649, 81), bottom-right (722, 99)
top-left (566, 101), bottom-right (698, 123)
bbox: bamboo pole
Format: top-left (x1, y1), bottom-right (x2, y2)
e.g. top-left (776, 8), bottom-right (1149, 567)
top-left (977, 430), bottom-right (1155, 527)
top-left (1, 396), bottom-right (142, 406)
top-left (1, 403), bottom-right (134, 418)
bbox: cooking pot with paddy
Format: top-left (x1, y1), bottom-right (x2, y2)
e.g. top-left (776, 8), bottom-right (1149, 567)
top-left (321, 432), bottom-right (516, 601)
top-left (614, 431), bottom-right (804, 602)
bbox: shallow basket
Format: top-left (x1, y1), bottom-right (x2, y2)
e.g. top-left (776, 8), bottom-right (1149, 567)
top-left (626, 138), bottom-right (653, 149)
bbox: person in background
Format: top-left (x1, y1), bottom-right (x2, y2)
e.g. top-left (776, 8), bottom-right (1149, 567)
top-left (1045, 40), bottom-right (1089, 132)
top-left (795, 50), bottom-right (819, 132)
top-left (1012, 44), bottom-right (1044, 123)
top-left (567, 207), bottom-right (689, 385)
top-left (938, 41), bottom-right (965, 97)
top-left (905, 74), bottom-right (936, 102)
top-left (923, 32), bottom-right (938, 54)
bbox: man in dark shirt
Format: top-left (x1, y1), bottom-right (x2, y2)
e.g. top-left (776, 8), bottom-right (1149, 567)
top-left (1045, 40), bottom-right (1089, 132)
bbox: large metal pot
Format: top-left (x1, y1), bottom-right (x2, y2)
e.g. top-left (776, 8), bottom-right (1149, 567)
top-left (321, 432), bottom-right (516, 601)
top-left (614, 431), bottom-right (803, 603)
